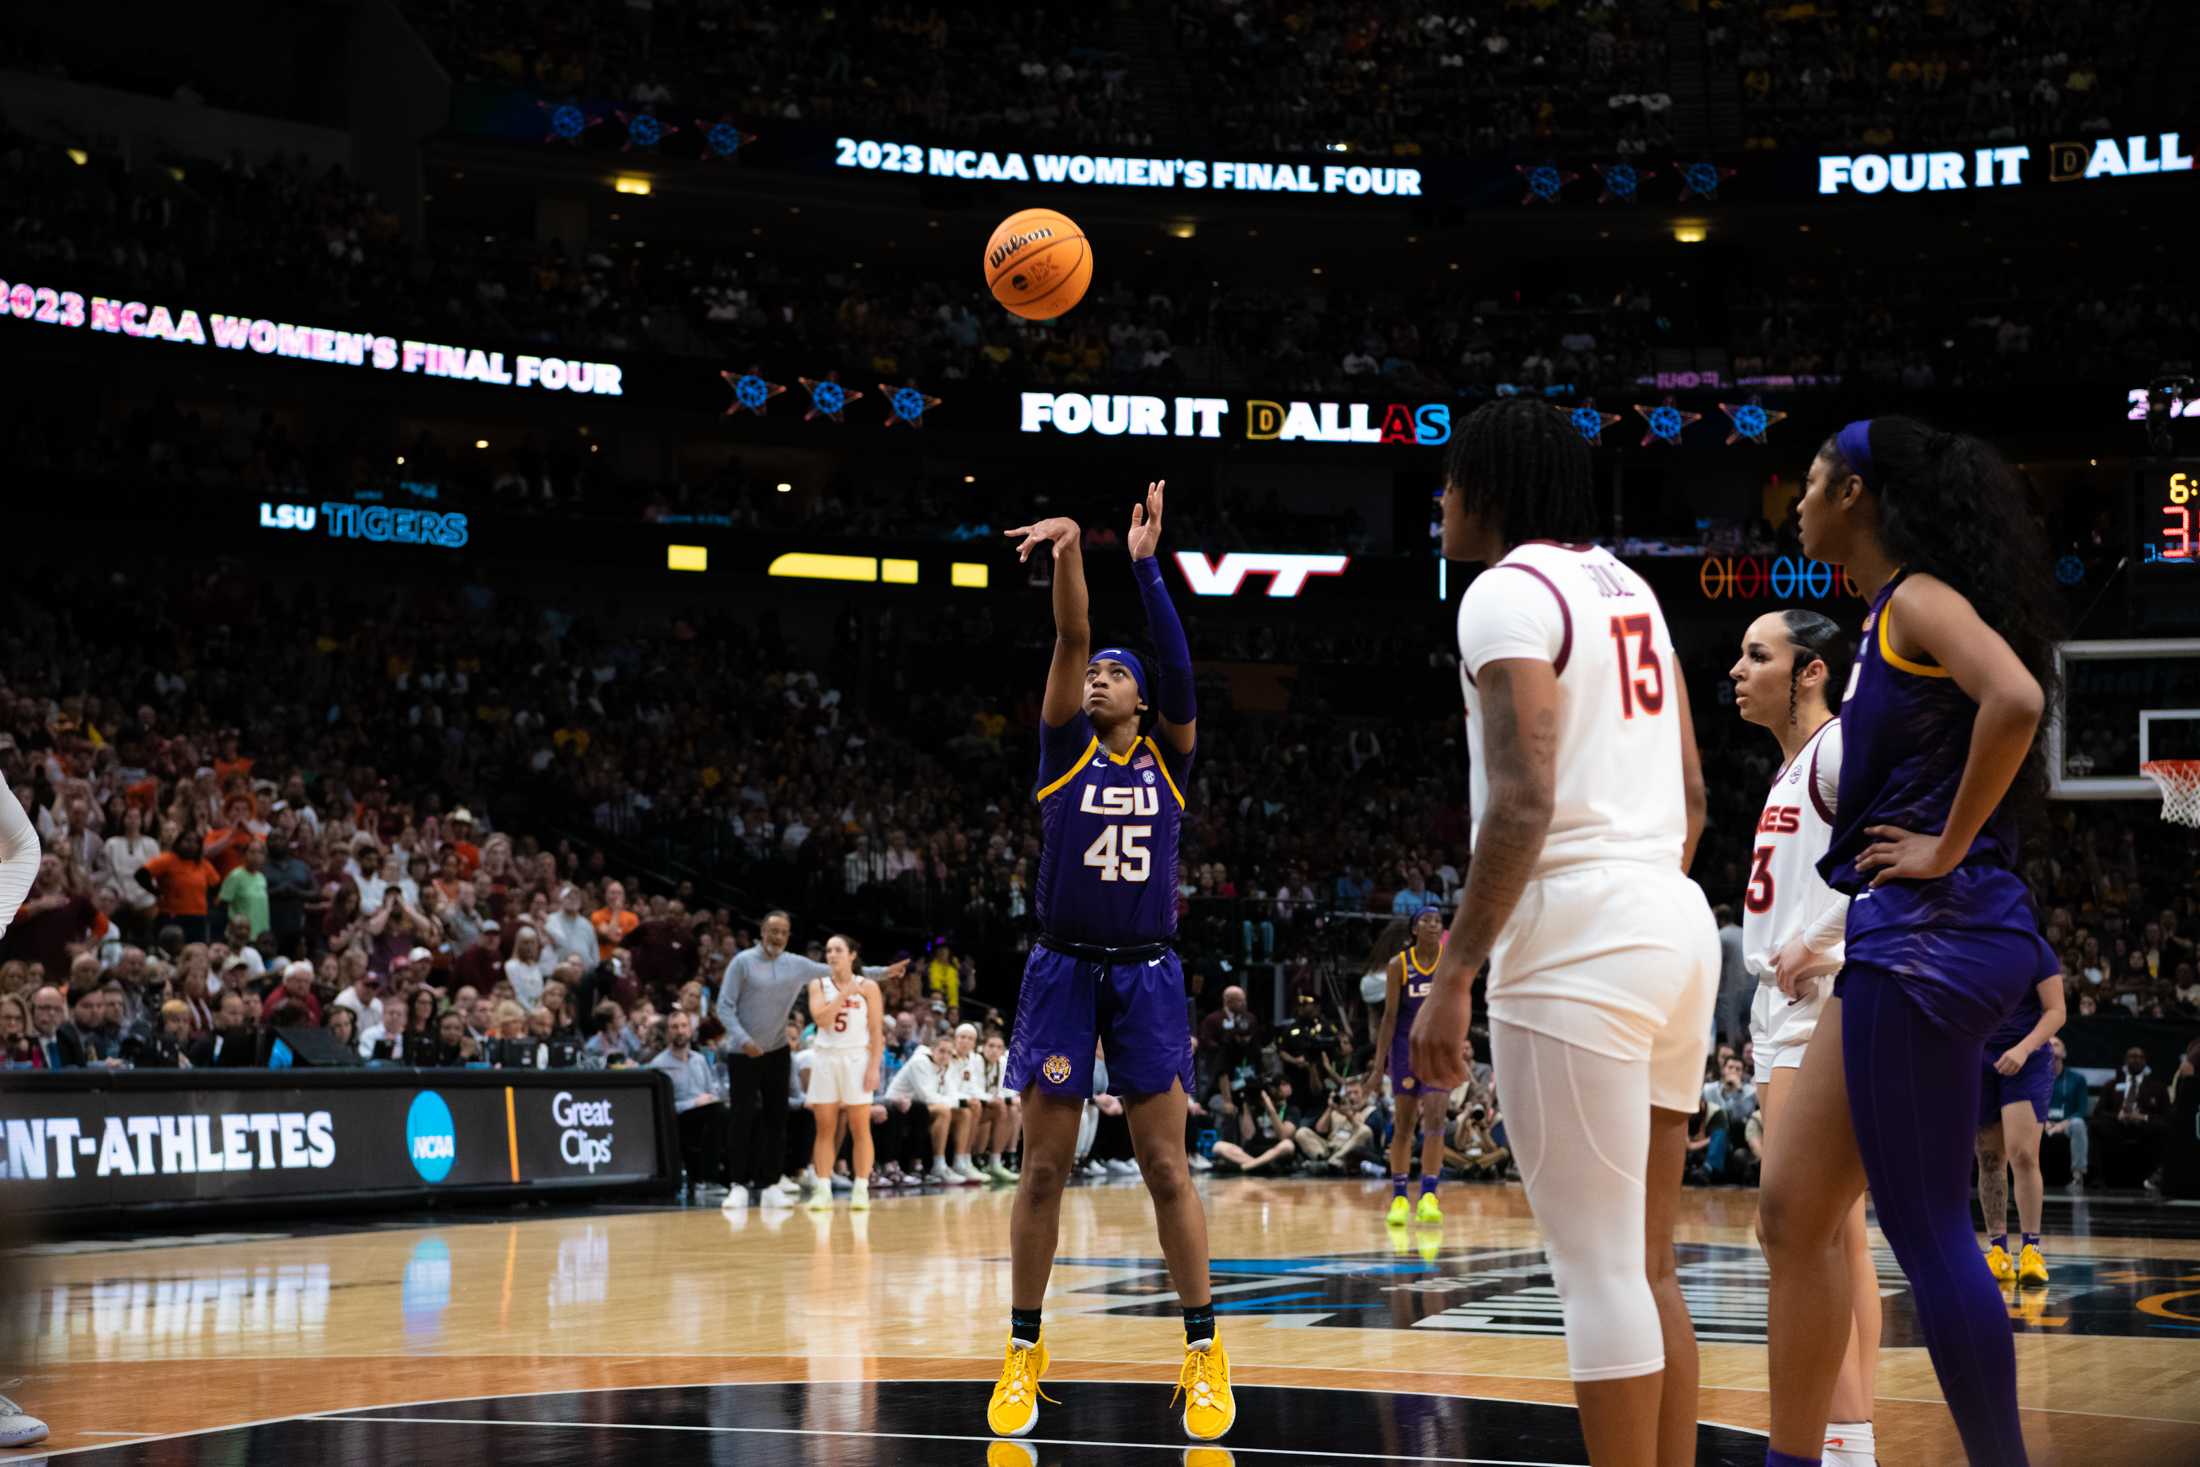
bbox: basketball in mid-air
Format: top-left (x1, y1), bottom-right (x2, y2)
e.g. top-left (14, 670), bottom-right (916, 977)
top-left (984, 208), bottom-right (1092, 320)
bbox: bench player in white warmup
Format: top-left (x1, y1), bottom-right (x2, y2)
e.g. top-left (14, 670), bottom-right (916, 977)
top-left (1730, 610), bottom-right (1881, 1467)
top-left (1412, 399), bottom-right (1719, 1467)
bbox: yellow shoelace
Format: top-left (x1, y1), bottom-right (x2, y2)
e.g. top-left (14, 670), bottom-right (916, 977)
top-left (1173, 1343), bottom-right (1224, 1410)
top-left (995, 1343), bottom-right (1059, 1409)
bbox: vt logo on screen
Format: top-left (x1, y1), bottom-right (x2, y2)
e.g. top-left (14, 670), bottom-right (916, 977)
top-left (406, 1090), bottom-right (457, 1183)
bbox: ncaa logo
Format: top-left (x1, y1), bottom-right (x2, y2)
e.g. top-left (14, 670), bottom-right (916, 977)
top-left (406, 1090), bottom-right (457, 1183)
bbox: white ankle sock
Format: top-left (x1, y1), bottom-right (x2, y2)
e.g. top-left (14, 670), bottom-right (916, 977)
top-left (1823, 1419), bottom-right (1875, 1466)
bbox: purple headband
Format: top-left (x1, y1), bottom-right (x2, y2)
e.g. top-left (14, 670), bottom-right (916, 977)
top-left (1089, 647), bottom-right (1147, 703)
top-left (1834, 419), bottom-right (1876, 489)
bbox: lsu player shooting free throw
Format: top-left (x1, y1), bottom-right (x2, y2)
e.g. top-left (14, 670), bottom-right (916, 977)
top-left (987, 481), bottom-right (1230, 1445)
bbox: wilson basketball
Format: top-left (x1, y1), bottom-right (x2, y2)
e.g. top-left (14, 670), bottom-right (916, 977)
top-left (984, 208), bottom-right (1092, 320)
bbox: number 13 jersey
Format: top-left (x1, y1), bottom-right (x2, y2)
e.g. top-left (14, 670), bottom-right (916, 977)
top-left (1457, 542), bottom-right (1687, 877)
top-left (1031, 711), bottom-right (1192, 946)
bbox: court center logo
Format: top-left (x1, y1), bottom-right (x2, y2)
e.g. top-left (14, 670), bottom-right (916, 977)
top-left (405, 1090), bottom-right (457, 1183)
top-left (1058, 1243), bottom-right (2199, 1343)
top-left (1042, 1054), bottom-right (1073, 1085)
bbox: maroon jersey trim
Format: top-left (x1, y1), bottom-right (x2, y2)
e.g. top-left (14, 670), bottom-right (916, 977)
top-left (1483, 562), bottom-right (1573, 676)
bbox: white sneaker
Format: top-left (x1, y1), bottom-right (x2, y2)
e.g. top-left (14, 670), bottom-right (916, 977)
top-left (720, 1185), bottom-right (749, 1211)
top-left (927, 1159), bottom-right (955, 1184)
top-left (850, 1179), bottom-right (870, 1212)
top-left (831, 1170), bottom-right (854, 1192)
top-left (0, 1384), bottom-right (47, 1448)
top-left (953, 1158), bottom-right (985, 1183)
top-left (804, 1182), bottom-right (833, 1212)
top-left (1080, 1159), bottom-right (1108, 1178)
top-left (759, 1179), bottom-right (802, 1207)
top-left (1188, 1155), bottom-right (1213, 1172)
top-left (1107, 1158), bottom-right (1141, 1176)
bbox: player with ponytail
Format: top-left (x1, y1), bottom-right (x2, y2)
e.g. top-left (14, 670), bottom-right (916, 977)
top-left (1758, 417), bottom-right (2062, 1467)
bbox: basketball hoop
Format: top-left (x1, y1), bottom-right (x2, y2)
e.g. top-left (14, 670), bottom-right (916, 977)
top-left (2141, 760), bottom-right (2200, 828)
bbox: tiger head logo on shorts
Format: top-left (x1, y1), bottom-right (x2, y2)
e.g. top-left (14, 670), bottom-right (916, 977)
top-left (1042, 1054), bottom-right (1073, 1085)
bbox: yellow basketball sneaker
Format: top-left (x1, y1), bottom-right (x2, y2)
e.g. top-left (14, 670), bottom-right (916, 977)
top-left (1415, 1191), bottom-right (1442, 1225)
top-left (2017, 1243), bottom-right (2049, 1285)
top-left (1175, 1329), bottom-right (1235, 1441)
top-left (1984, 1242), bottom-right (2016, 1282)
top-left (1385, 1194), bottom-right (1410, 1227)
top-left (986, 1332), bottom-right (1054, 1438)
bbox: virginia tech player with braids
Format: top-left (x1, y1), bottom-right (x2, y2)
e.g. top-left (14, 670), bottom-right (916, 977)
top-left (1413, 399), bottom-right (1719, 1467)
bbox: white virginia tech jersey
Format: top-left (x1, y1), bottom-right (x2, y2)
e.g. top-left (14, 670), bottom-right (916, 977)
top-left (811, 975), bottom-right (870, 1051)
top-left (1457, 543), bottom-right (1687, 875)
top-left (1741, 717), bottom-right (1845, 978)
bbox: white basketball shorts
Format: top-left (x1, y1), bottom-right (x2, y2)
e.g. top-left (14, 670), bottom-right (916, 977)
top-left (1486, 863), bottom-right (1719, 1114)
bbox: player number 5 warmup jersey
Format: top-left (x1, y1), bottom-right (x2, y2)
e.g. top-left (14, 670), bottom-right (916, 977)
top-left (1457, 543), bottom-right (1687, 874)
top-left (812, 975), bottom-right (869, 1051)
top-left (1741, 718), bottom-right (1845, 979)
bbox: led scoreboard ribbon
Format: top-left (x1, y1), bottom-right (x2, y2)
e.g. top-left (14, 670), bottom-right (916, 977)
top-left (2137, 466), bottom-right (2198, 581)
top-left (1696, 555), bottom-right (1856, 601)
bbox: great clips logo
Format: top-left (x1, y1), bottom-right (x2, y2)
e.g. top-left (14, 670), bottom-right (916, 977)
top-left (552, 1090), bottom-right (617, 1173)
top-left (1173, 551), bottom-right (1349, 597)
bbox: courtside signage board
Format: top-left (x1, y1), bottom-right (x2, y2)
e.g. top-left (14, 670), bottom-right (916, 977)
top-left (0, 1070), bottom-right (674, 1218)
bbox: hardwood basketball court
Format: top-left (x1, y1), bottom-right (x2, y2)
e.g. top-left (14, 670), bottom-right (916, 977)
top-left (7, 1176), bottom-right (2197, 1464)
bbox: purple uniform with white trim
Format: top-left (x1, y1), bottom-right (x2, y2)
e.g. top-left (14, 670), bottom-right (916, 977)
top-left (1387, 946), bottom-right (1439, 1095)
top-left (1818, 569), bottom-right (2058, 1040)
top-left (1004, 711), bottom-right (1196, 1099)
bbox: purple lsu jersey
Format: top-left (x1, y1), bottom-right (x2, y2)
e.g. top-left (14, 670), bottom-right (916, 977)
top-left (1032, 712), bottom-right (1191, 946)
top-left (1818, 570), bottom-right (2056, 1039)
top-left (1387, 946), bottom-right (1438, 1093)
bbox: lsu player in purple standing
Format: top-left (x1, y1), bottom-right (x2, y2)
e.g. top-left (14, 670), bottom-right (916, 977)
top-left (1369, 906), bottom-right (1450, 1226)
top-left (987, 481), bottom-right (1231, 1446)
top-left (1759, 418), bottom-right (2062, 1467)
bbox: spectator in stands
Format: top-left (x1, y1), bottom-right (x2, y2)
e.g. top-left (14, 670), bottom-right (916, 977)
top-left (1198, 984), bottom-right (1263, 1118)
top-left (2091, 1045), bottom-right (2172, 1187)
top-left (506, 927), bottom-right (548, 1009)
top-left (136, 831), bottom-right (220, 945)
top-left (652, 1008), bottom-right (728, 1194)
top-left (1299, 1078), bottom-right (1381, 1174)
top-left (2043, 1036), bottom-right (2091, 1187)
top-left (584, 1000), bottom-right (640, 1067)
top-left (544, 886), bottom-right (599, 970)
top-left (217, 842), bottom-right (271, 941)
top-left (1389, 867), bottom-right (1440, 918)
top-left (1211, 1081), bottom-right (1299, 1176)
top-left (591, 880), bottom-right (639, 960)
top-left (0, 992), bottom-right (36, 1068)
top-left (360, 996), bottom-right (414, 1062)
top-left (1700, 1056), bottom-right (1759, 1184)
top-left (0, 853), bottom-right (95, 978)
top-left (264, 960), bottom-right (323, 1028)
top-left (103, 806), bottom-right (161, 935)
top-left (262, 833), bottom-right (316, 953)
top-left (1276, 992), bottom-right (1344, 1108)
top-left (26, 986), bottom-right (81, 1070)
top-left (188, 989), bottom-right (262, 1067)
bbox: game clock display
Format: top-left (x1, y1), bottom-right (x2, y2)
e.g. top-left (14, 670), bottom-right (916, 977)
top-left (2137, 464), bottom-right (2198, 584)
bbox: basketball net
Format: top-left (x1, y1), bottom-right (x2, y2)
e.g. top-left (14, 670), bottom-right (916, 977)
top-left (2141, 760), bottom-right (2200, 828)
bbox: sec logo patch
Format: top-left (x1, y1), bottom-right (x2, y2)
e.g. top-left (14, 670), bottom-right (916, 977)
top-left (1042, 1054), bottom-right (1073, 1085)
